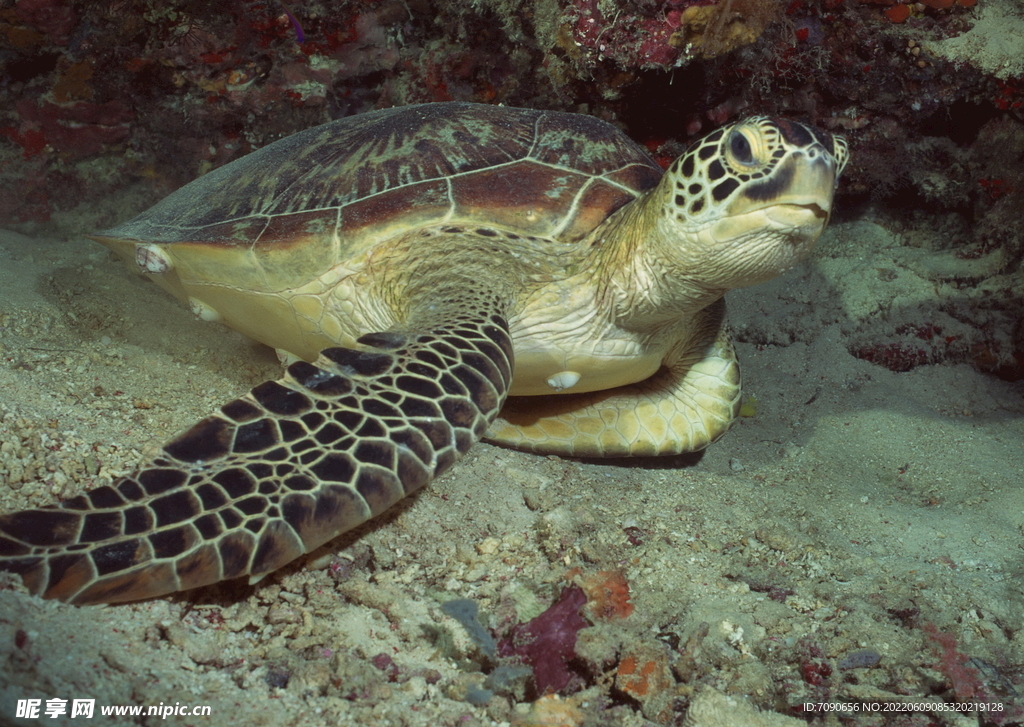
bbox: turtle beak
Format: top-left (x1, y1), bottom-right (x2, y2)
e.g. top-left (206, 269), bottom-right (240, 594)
top-left (737, 152), bottom-right (839, 219)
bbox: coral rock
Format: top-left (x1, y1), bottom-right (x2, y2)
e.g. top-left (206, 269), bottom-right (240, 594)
top-left (498, 585), bottom-right (589, 696)
top-left (615, 643), bottom-right (676, 724)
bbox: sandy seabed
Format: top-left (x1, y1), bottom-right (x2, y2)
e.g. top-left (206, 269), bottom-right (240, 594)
top-left (0, 213), bottom-right (1022, 727)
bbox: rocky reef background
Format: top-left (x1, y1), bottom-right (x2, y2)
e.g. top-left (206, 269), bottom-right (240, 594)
top-left (1, 0), bottom-right (1021, 379)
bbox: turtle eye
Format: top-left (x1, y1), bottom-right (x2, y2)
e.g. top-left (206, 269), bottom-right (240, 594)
top-left (728, 130), bottom-right (755, 166)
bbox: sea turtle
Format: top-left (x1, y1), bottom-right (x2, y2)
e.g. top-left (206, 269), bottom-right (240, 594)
top-left (0, 102), bottom-right (847, 605)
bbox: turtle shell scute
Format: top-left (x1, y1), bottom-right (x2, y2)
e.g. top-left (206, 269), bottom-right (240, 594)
top-left (96, 102), bottom-right (663, 257)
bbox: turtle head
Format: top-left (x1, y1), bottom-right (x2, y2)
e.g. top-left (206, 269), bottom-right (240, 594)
top-left (658, 116), bottom-right (848, 289)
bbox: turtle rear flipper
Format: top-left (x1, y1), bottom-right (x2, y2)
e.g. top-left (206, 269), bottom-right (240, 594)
top-left (487, 300), bottom-right (740, 457)
top-left (0, 288), bottom-right (513, 605)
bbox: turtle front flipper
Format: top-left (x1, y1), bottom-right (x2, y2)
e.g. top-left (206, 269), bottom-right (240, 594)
top-left (0, 303), bottom-right (512, 605)
top-left (487, 300), bottom-right (740, 458)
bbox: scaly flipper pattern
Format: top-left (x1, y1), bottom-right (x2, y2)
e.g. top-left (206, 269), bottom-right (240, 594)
top-left (0, 300), bottom-right (512, 604)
